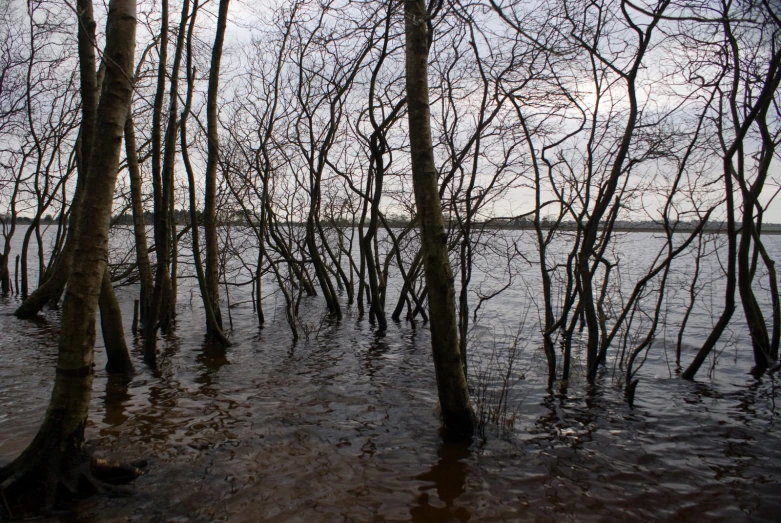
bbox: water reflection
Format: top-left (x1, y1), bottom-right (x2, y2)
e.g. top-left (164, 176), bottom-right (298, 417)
top-left (195, 340), bottom-right (230, 391)
top-left (410, 439), bottom-right (471, 523)
top-left (156, 330), bottom-right (182, 379)
top-left (102, 374), bottom-right (132, 427)
top-left (363, 329), bottom-right (388, 378)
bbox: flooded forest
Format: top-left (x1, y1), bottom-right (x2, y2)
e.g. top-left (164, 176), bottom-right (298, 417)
top-left (0, 0), bottom-right (780, 520)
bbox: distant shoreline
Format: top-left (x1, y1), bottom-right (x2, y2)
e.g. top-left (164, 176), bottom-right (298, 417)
top-left (484, 223), bottom-right (781, 235)
top-left (8, 216), bottom-right (781, 235)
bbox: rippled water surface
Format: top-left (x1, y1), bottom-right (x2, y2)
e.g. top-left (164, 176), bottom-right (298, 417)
top-left (1, 232), bottom-right (780, 522)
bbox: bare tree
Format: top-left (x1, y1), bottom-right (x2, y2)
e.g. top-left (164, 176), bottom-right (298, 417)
top-left (202, 0), bottom-right (231, 340)
top-left (0, 0), bottom-right (138, 507)
top-left (405, 0), bottom-right (475, 438)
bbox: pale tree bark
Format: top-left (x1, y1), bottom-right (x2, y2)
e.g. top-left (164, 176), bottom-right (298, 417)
top-left (0, 0), bottom-right (138, 508)
top-left (404, 0), bottom-right (474, 438)
top-left (13, 0), bottom-right (132, 375)
top-left (73, 0), bottom-right (131, 375)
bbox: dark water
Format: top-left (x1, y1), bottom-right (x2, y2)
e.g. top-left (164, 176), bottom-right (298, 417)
top-left (1, 232), bottom-right (780, 521)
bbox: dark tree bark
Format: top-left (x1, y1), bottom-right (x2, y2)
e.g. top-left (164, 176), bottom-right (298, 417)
top-left (181, 0), bottom-right (231, 346)
top-left (0, 170), bottom-right (21, 294)
top-left (404, 0), bottom-right (475, 439)
top-left (145, 0), bottom-right (174, 363)
top-left (203, 0), bottom-right (231, 336)
top-left (360, 9), bottom-right (401, 330)
top-left (124, 111), bottom-right (153, 324)
top-left (99, 268), bottom-right (134, 375)
top-left (683, 36), bottom-right (781, 379)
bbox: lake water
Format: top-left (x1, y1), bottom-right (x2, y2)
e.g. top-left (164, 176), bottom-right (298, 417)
top-left (0, 227), bottom-right (779, 521)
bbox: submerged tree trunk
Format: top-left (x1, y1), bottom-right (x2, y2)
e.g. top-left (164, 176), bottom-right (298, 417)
top-left (682, 32), bottom-right (781, 380)
top-left (125, 112), bottom-right (153, 323)
top-left (0, 254), bottom-right (9, 294)
top-left (1, 186), bottom-right (19, 294)
top-left (0, 0), bottom-right (137, 506)
top-left (144, 0), bottom-right (174, 363)
top-left (203, 0), bottom-right (231, 336)
top-left (181, 0), bottom-right (231, 347)
top-left (404, 0), bottom-right (474, 439)
top-left (99, 268), bottom-right (134, 375)
top-left (161, 0), bottom-right (190, 325)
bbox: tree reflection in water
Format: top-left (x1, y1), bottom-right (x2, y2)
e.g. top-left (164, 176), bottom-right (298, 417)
top-left (411, 438), bottom-right (472, 522)
top-left (102, 374), bottom-right (132, 428)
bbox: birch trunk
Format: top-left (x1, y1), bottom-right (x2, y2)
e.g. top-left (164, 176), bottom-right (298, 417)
top-left (0, 0), bottom-right (136, 502)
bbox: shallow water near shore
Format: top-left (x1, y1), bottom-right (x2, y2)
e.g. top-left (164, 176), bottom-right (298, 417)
top-left (1, 291), bottom-right (780, 522)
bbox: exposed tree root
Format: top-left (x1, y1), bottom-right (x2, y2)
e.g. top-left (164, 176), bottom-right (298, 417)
top-left (90, 458), bottom-right (145, 486)
top-left (0, 456), bottom-right (144, 520)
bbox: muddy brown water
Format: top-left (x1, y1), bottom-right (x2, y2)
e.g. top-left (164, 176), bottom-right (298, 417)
top-left (1, 232), bottom-right (780, 522)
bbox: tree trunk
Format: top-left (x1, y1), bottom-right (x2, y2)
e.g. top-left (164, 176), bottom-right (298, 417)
top-left (0, 0), bottom-right (137, 505)
top-left (161, 0), bottom-right (190, 323)
top-left (145, 0), bottom-right (174, 362)
top-left (99, 267), bottom-right (134, 375)
top-left (16, 0), bottom-right (134, 376)
top-left (181, 5), bottom-right (231, 346)
top-left (404, 0), bottom-right (474, 439)
top-left (203, 0), bottom-right (231, 335)
top-left (124, 111), bottom-right (153, 322)
top-left (0, 253), bottom-right (9, 294)
top-left (682, 29), bottom-right (781, 379)
top-left (738, 220), bottom-right (771, 370)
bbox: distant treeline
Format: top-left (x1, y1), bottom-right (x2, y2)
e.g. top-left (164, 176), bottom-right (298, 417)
top-left (108, 211), bottom-right (415, 228)
top-left (8, 213), bottom-right (781, 234)
top-left (489, 218), bottom-right (781, 234)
